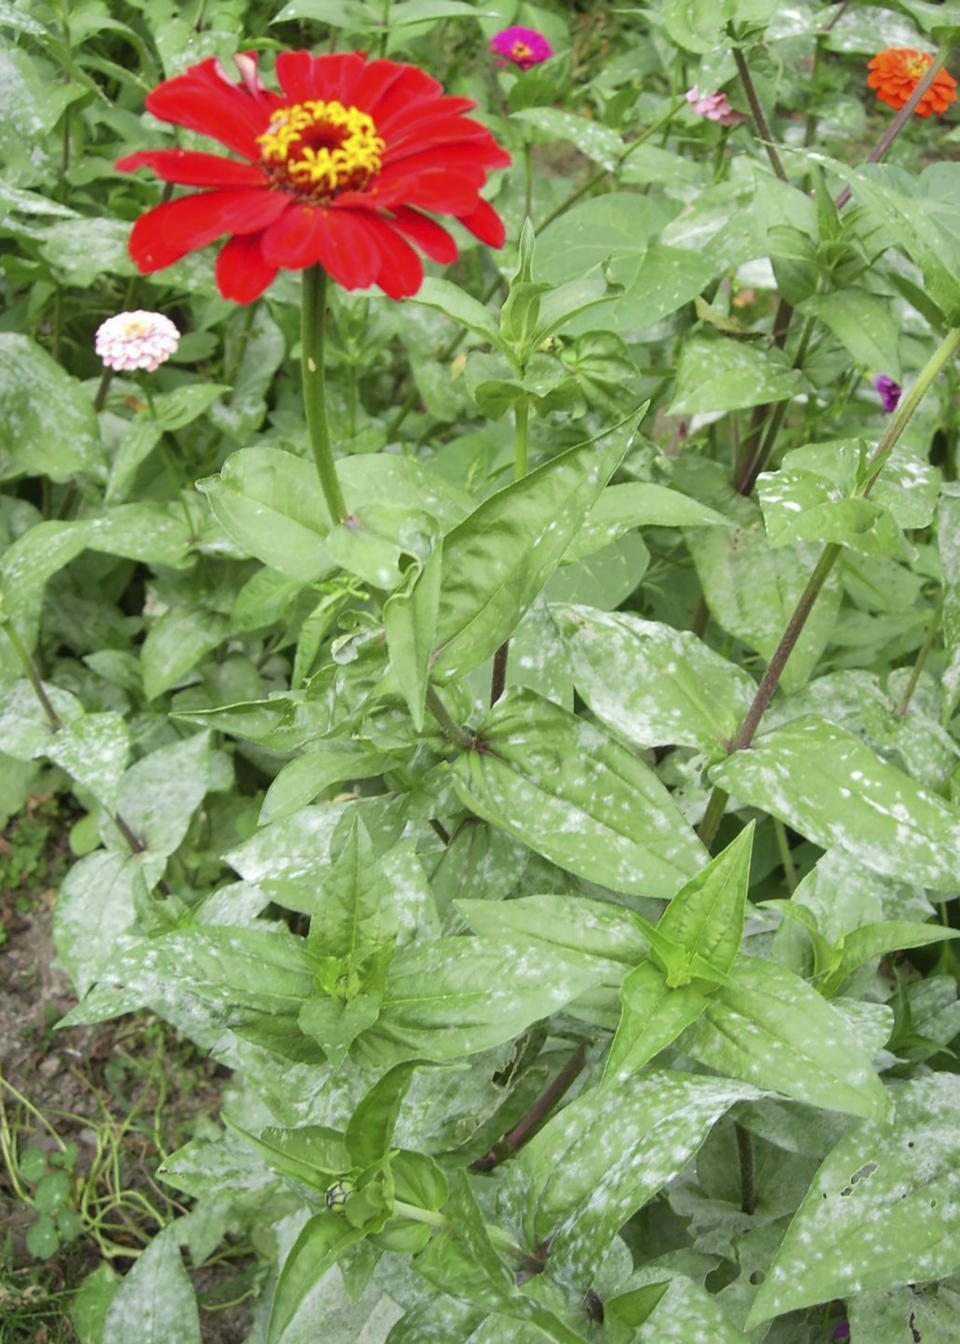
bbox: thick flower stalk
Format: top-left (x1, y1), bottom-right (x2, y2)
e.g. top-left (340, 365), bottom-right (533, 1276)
top-left (867, 48), bottom-right (957, 116)
top-left (490, 26), bottom-right (553, 71)
top-left (94, 310), bottom-right (179, 371)
top-left (118, 51), bottom-right (511, 302)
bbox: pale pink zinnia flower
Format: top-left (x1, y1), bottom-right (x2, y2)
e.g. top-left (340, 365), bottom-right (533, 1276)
top-left (94, 310), bottom-right (180, 372)
top-left (685, 86), bottom-right (744, 126)
top-left (490, 26), bottom-right (553, 71)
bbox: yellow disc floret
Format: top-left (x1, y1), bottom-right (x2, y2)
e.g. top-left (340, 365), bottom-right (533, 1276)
top-left (257, 100), bottom-right (385, 200)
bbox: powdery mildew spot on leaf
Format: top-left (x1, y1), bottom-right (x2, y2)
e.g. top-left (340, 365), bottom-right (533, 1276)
top-left (747, 1073), bottom-right (960, 1327)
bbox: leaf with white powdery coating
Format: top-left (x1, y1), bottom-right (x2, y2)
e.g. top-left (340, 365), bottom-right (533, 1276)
top-left (555, 605), bottom-right (755, 754)
top-left (682, 955), bottom-right (890, 1120)
top-left (710, 715), bottom-right (960, 890)
top-left (502, 1071), bottom-right (760, 1289)
top-left (746, 1073), bottom-right (960, 1326)
top-left (102, 1225), bottom-right (200, 1344)
top-left (451, 688), bottom-right (706, 899)
top-left (430, 413), bottom-right (640, 681)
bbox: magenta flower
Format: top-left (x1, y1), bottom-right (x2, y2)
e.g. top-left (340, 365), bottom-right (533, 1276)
top-left (95, 311), bottom-right (180, 372)
top-left (685, 85), bottom-right (744, 126)
top-left (490, 26), bottom-right (553, 71)
top-left (872, 373), bottom-right (902, 413)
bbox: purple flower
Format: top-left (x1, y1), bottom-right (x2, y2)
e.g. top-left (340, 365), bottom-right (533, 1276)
top-left (490, 26), bottom-right (553, 71)
top-left (872, 373), bottom-right (902, 413)
top-left (685, 85), bottom-right (745, 126)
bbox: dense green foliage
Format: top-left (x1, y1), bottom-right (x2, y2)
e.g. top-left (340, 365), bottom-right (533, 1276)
top-left (4, 0), bottom-right (960, 1340)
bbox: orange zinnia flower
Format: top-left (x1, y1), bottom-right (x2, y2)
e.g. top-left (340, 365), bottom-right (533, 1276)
top-left (867, 48), bottom-right (957, 117)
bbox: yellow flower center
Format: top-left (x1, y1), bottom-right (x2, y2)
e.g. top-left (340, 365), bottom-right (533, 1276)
top-left (256, 99), bottom-right (384, 201)
top-left (511, 41), bottom-right (532, 61)
top-left (905, 53), bottom-right (931, 81)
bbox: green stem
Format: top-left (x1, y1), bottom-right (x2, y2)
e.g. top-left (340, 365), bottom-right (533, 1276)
top-left (733, 46), bottom-right (789, 183)
top-left (535, 98), bottom-right (686, 235)
top-left (302, 265), bottom-right (348, 523)
top-left (392, 1200), bottom-right (528, 1260)
top-left (698, 330), bottom-right (960, 849)
top-left (773, 816), bottom-right (798, 892)
top-left (735, 1123), bottom-right (756, 1215)
top-left (4, 624), bottom-right (62, 732)
top-left (377, 0), bottom-right (391, 56)
top-left (223, 300), bottom-right (258, 401)
top-left (523, 137), bottom-right (534, 220)
top-left (895, 594), bottom-right (942, 717)
top-left (426, 685), bottom-right (474, 750)
top-left (491, 397), bottom-right (531, 704)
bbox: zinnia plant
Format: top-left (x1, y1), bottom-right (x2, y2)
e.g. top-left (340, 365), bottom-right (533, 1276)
top-left (118, 51), bottom-right (510, 303)
top-left (867, 47), bottom-right (957, 117)
top-left (118, 49), bottom-right (510, 527)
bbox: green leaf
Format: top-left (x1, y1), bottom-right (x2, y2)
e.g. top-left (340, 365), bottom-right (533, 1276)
top-left (848, 1284), bottom-right (960, 1344)
top-left (268, 1214), bottom-right (365, 1344)
top-left (670, 336), bottom-right (805, 416)
top-left (535, 192), bottom-right (679, 286)
top-left (456, 893), bottom-right (648, 967)
top-left (226, 1119), bottom-right (350, 1191)
top-left (658, 822), bottom-right (754, 973)
top-left (604, 961), bottom-right (709, 1081)
top-left (568, 482), bottom-right (731, 562)
top-left (663, 0), bottom-right (726, 51)
top-left (802, 289), bottom-right (901, 378)
top-left (513, 108), bottom-right (624, 171)
top-left (819, 920), bottom-right (960, 997)
top-left (384, 546), bottom-right (442, 731)
top-left (451, 688), bottom-right (705, 899)
top-left (53, 852), bottom-right (147, 996)
top-left (628, 1275), bottom-right (752, 1343)
top-left (0, 334), bottom-right (103, 483)
top-left (260, 743), bottom-right (395, 824)
top-left (687, 517), bottom-right (842, 693)
top-left (372, 936), bottom-right (608, 1061)
top-left (106, 731), bottom-right (222, 868)
top-left (555, 606), bottom-right (756, 753)
top-left (102, 1226), bottom-right (201, 1344)
top-left (746, 1074), bottom-right (960, 1326)
top-left (503, 1071), bottom-right (759, 1288)
top-left (26, 1214), bottom-right (59, 1260)
top-left (141, 605), bottom-right (230, 700)
top-left (404, 276), bottom-right (501, 346)
top-left (299, 978), bottom-right (386, 1067)
top-left (430, 415), bottom-right (638, 680)
top-left (308, 819), bottom-right (396, 963)
top-left (69, 1264), bottom-right (121, 1344)
top-left (106, 417), bottom-right (164, 502)
top-left (0, 505), bottom-right (192, 623)
top-left (39, 711), bottom-right (128, 808)
top-left (197, 447), bottom-right (333, 581)
top-left (710, 715), bottom-right (960, 890)
top-left (587, 243), bottom-right (717, 336)
top-left (345, 1061), bottom-right (429, 1169)
top-left (682, 954), bottom-right (890, 1120)
top-left (757, 444), bottom-right (910, 558)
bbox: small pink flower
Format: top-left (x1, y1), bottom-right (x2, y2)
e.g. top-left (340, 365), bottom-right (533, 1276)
top-left (490, 26), bottom-right (553, 72)
top-left (685, 85), bottom-right (745, 126)
top-left (94, 310), bottom-right (180, 372)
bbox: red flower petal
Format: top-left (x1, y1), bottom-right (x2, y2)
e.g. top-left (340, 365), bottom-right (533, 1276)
top-left (145, 58), bottom-right (279, 158)
top-left (284, 51), bottom-right (366, 104)
top-left (261, 205), bottom-right (382, 289)
top-left (387, 206), bottom-right (458, 263)
top-left (368, 220), bottom-right (424, 299)
top-left (363, 64), bottom-right (443, 123)
top-left (128, 189), bottom-right (291, 271)
top-left (117, 149), bottom-right (265, 188)
top-left (216, 232), bottom-right (278, 302)
top-left (456, 198), bottom-right (506, 249)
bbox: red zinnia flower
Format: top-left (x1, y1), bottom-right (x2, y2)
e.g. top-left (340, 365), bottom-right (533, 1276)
top-left (117, 51), bottom-right (511, 303)
top-left (866, 48), bottom-right (957, 117)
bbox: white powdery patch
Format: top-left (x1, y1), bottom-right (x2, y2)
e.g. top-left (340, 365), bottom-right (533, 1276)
top-left (95, 310), bottom-right (180, 372)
